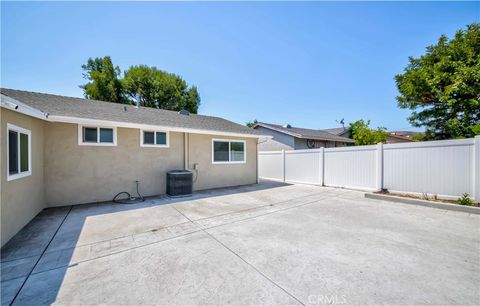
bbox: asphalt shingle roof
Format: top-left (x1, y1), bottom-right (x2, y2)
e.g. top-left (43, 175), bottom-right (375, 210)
top-left (254, 122), bottom-right (355, 143)
top-left (1, 88), bottom-right (264, 137)
top-left (322, 127), bottom-right (350, 135)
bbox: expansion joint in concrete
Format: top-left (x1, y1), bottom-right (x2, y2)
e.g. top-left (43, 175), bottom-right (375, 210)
top-left (9, 205), bottom-right (74, 306)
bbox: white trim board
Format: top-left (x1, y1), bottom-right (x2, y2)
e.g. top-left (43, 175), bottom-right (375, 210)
top-left (50, 115), bottom-right (270, 139)
top-left (1, 95), bottom-right (48, 120)
top-left (0, 94), bottom-right (271, 139)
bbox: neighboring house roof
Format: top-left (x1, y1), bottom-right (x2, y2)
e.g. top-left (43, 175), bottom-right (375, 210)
top-left (387, 133), bottom-right (415, 142)
top-left (322, 127), bottom-right (350, 136)
top-left (390, 131), bottom-right (419, 137)
top-left (1, 88), bottom-right (267, 138)
top-left (253, 122), bottom-right (355, 143)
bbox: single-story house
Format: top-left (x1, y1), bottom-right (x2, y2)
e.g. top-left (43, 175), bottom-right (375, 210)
top-left (1, 88), bottom-right (269, 246)
top-left (252, 122), bottom-right (355, 151)
top-left (322, 127), bottom-right (351, 139)
top-left (386, 133), bottom-right (415, 143)
top-left (322, 127), bottom-right (416, 144)
top-left (389, 130), bottom-right (420, 139)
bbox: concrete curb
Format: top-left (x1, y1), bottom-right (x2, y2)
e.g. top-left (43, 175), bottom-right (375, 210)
top-left (365, 193), bottom-right (480, 215)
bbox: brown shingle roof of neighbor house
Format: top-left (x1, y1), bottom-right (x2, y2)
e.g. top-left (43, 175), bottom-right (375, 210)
top-left (0, 88), bottom-right (266, 138)
top-left (390, 131), bottom-right (419, 137)
top-left (387, 133), bottom-right (416, 142)
top-left (253, 122), bottom-right (355, 143)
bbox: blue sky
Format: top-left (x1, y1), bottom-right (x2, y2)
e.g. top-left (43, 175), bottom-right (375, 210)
top-left (2, 2), bottom-right (478, 131)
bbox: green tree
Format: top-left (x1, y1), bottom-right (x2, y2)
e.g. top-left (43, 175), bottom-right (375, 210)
top-left (349, 120), bottom-right (388, 145)
top-left (122, 65), bottom-right (200, 113)
top-left (80, 57), bottom-right (201, 113)
top-left (395, 23), bottom-right (480, 140)
top-left (246, 119), bottom-right (258, 128)
top-left (411, 133), bottom-right (426, 141)
top-left (471, 123), bottom-right (480, 135)
top-left (80, 56), bottom-right (126, 104)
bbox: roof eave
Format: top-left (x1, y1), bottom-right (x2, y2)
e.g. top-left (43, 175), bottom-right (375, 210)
top-left (48, 115), bottom-right (272, 139)
top-left (253, 123), bottom-right (302, 138)
top-left (297, 135), bottom-right (355, 143)
top-left (1, 93), bottom-right (270, 139)
top-left (1, 94), bottom-right (48, 120)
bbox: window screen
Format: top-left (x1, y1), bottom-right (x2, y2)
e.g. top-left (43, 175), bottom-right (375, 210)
top-left (83, 127), bottom-right (98, 142)
top-left (156, 132), bottom-right (167, 145)
top-left (143, 131), bottom-right (155, 144)
top-left (20, 133), bottom-right (29, 172)
top-left (8, 130), bottom-right (18, 175)
top-left (230, 141), bottom-right (245, 162)
top-left (213, 141), bottom-right (230, 162)
top-left (99, 128), bottom-right (113, 143)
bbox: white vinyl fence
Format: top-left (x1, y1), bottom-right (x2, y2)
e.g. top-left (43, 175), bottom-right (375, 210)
top-left (258, 136), bottom-right (480, 201)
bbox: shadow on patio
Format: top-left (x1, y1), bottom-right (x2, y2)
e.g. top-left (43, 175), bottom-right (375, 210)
top-left (1, 181), bottom-right (292, 305)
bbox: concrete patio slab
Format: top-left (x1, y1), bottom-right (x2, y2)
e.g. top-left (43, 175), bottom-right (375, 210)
top-left (173, 182), bottom-right (325, 221)
top-left (14, 232), bottom-right (299, 305)
top-left (1, 277), bottom-right (25, 306)
top-left (1, 207), bottom-right (70, 262)
top-left (206, 195), bottom-right (480, 305)
top-left (46, 201), bottom-right (189, 252)
top-left (2, 182), bottom-right (479, 305)
top-left (32, 221), bottom-right (201, 275)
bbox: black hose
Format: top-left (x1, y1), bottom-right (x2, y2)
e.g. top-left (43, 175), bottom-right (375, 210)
top-left (113, 191), bottom-right (132, 203)
top-left (113, 181), bottom-right (145, 204)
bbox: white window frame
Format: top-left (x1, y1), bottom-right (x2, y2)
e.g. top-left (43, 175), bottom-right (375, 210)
top-left (7, 123), bottom-right (32, 181)
top-left (140, 129), bottom-right (170, 148)
top-left (78, 125), bottom-right (117, 146)
top-left (212, 139), bottom-right (246, 164)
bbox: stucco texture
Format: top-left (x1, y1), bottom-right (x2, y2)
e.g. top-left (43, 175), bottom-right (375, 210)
top-left (44, 123), bottom-right (184, 206)
top-left (255, 126), bottom-right (295, 151)
top-left (186, 134), bottom-right (257, 191)
top-left (44, 122), bottom-right (257, 206)
top-left (255, 126), bottom-right (347, 151)
top-left (2, 113), bottom-right (258, 245)
top-left (1, 109), bottom-right (45, 246)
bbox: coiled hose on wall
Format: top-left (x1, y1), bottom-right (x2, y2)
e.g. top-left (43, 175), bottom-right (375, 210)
top-left (113, 180), bottom-right (145, 204)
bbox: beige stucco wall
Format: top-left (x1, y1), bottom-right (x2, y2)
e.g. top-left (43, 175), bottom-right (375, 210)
top-left (1, 113), bottom-right (258, 245)
top-left (44, 122), bottom-right (258, 206)
top-left (44, 123), bottom-right (185, 206)
top-left (1, 108), bottom-right (45, 246)
top-left (186, 134), bottom-right (257, 191)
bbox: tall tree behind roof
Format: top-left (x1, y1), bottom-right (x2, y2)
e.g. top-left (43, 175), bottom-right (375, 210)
top-left (395, 23), bottom-right (480, 140)
top-left (80, 57), bottom-right (200, 113)
top-left (80, 56), bottom-right (126, 104)
top-left (122, 65), bottom-right (200, 113)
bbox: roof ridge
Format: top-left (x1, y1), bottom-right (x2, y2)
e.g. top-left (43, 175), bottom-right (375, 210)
top-left (258, 121), bottom-right (339, 133)
top-left (0, 87), bottom-right (207, 118)
top-left (0, 87), bottom-right (264, 137)
top-left (255, 121), bottom-right (354, 142)
top-left (1, 87), bottom-right (99, 102)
